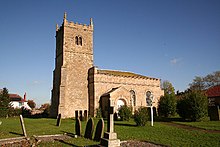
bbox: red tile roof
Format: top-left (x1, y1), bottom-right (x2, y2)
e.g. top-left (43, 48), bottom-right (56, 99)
top-left (9, 94), bottom-right (26, 102)
top-left (206, 85), bottom-right (220, 97)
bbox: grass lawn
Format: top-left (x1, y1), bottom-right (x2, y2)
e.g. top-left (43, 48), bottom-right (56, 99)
top-left (173, 121), bottom-right (220, 131)
top-left (0, 117), bottom-right (220, 146)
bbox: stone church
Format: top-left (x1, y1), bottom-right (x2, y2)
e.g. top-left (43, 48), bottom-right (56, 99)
top-left (50, 13), bottom-right (164, 118)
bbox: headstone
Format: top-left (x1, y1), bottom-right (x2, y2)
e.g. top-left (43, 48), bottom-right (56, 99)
top-left (94, 118), bottom-right (104, 142)
top-left (84, 110), bottom-right (88, 121)
top-left (75, 117), bottom-right (82, 136)
top-left (19, 115), bottom-right (27, 137)
top-left (56, 113), bottom-right (61, 126)
top-left (84, 118), bottom-right (94, 139)
top-left (79, 110), bottom-right (83, 121)
top-left (75, 110), bottom-right (78, 119)
top-left (101, 99), bottom-right (120, 146)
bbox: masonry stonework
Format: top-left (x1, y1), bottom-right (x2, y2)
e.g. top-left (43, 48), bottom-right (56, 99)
top-left (51, 13), bottom-right (164, 118)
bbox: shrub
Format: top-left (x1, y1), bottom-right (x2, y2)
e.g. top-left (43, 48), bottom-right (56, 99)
top-left (118, 105), bottom-right (132, 121)
top-left (8, 108), bottom-right (22, 117)
top-left (134, 107), bottom-right (149, 126)
top-left (158, 94), bottom-right (176, 117)
top-left (41, 103), bottom-right (50, 118)
top-left (177, 90), bottom-right (208, 121)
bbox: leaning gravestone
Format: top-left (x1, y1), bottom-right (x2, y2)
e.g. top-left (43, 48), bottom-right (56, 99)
top-left (19, 115), bottom-right (27, 137)
top-left (84, 118), bottom-right (94, 139)
top-left (94, 118), bottom-right (104, 142)
top-left (56, 113), bottom-right (62, 126)
top-left (75, 117), bottom-right (82, 136)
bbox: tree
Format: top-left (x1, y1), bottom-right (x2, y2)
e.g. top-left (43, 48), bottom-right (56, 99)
top-left (189, 76), bottom-right (205, 91)
top-left (0, 88), bottom-right (11, 117)
top-left (177, 90), bottom-right (208, 121)
top-left (40, 103), bottom-right (50, 118)
top-left (158, 81), bottom-right (176, 117)
top-left (189, 71), bottom-right (220, 90)
top-left (161, 80), bottom-right (175, 95)
top-left (27, 100), bottom-right (36, 109)
top-left (158, 94), bottom-right (176, 117)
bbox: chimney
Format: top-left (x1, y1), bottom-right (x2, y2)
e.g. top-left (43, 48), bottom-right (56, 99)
top-left (24, 92), bottom-right (26, 101)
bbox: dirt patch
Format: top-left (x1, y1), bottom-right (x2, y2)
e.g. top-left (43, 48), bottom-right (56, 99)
top-left (0, 137), bottom-right (30, 147)
top-left (162, 122), bottom-right (220, 133)
top-left (0, 134), bottom-right (72, 146)
top-left (121, 140), bottom-right (168, 147)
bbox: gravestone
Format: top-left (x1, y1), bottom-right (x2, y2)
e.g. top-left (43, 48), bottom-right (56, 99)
top-left (75, 111), bottom-right (78, 119)
top-left (101, 99), bottom-right (120, 146)
top-left (79, 110), bottom-right (83, 121)
top-left (94, 118), bottom-right (104, 142)
top-left (19, 115), bottom-right (27, 137)
top-left (75, 117), bottom-right (82, 136)
top-left (84, 118), bottom-right (94, 139)
top-left (84, 110), bottom-right (88, 121)
top-left (56, 113), bottom-right (62, 126)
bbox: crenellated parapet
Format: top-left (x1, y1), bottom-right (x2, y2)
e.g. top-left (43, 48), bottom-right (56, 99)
top-left (56, 12), bottom-right (93, 33)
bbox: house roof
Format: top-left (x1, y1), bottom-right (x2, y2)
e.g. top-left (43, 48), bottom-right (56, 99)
top-left (97, 69), bottom-right (159, 80)
top-left (206, 85), bottom-right (220, 97)
top-left (9, 94), bottom-right (26, 102)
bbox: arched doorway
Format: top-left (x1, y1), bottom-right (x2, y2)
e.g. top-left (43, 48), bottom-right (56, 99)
top-left (116, 99), bottom-right (126, 112)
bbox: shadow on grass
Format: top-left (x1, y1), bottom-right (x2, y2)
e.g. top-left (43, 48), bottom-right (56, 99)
top-left (154, 117), bottom-right (190, 122)
top-left (9, 132), bottom-right (23, 136)
top-left (61, 131), bottom-right (76, 138)
top-left (114, 122), bottom-right (136, 127)
top-left (54, 139), bottom-right (79, 147)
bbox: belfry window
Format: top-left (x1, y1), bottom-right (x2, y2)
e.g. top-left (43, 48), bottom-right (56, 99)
top-left (75, 36), bottom-right (78, 45)
top-left (75, 36), bottom-right (82, 46)
top-left (79, 37), bottom-right (82, 46)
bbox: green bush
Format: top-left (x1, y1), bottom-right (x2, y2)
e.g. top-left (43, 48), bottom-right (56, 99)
top-left (158, 94), bottom-right (176, 117)
top-left (134, 107), bottom-right (149, 126)
top-left (8, 108), bottom-right (22, 117)
top-left (177, 90), bottom-right (208, 121)
top-left (0, 107), bottom-right (9, 118)
top-left (118, 105), bottom-right (132, 121)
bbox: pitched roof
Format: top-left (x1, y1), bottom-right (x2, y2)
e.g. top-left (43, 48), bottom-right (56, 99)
top-left (101, 87), bottom-right (119, 97)
top-left (97, 69), bottom-right (159, 80)
top-left (9, 94), bottom-right (26, 102)
top-left (206, 85), bottom-right (220, 97)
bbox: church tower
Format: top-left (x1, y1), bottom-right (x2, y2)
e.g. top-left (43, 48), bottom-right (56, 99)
top-left (50, 13), bottom-right (94, 118)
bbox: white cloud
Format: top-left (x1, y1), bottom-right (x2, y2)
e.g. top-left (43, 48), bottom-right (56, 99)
top-left (170, 58), bottom-right (182, 65)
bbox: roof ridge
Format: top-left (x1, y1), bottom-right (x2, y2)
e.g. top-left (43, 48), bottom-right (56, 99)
top-left (97, 69), bottom-right (159, 80)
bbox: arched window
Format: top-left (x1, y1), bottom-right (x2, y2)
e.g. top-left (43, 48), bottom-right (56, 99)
top-left (75, 36), bottom-right (78, 45)
top-left (130, 90), bottom-right (136, 106)
top-left (79, 37), bottom-right (82, 46)
top-left (75, 36), bottom-right (82, 46)
top-left (146, 91), bottom-right (152, 106)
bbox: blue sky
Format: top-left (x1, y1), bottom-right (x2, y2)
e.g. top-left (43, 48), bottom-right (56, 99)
top-left (0, 0), bottom-right (220, 106)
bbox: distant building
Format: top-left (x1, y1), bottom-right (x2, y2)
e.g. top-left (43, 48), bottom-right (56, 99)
top-left (9, 93), bottom-right (31, 110)
top-left (206, 85), bottom-right (220, 107)
top-left (50, 13), bottom-right (164, 118)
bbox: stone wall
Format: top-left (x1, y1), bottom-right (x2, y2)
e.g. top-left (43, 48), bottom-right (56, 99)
top-left (51, 14), bottom-right (93, 118)
top-left (89, 67), bottom-right (164, 116)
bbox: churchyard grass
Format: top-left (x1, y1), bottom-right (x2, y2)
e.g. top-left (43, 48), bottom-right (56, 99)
top-left (0, 117), bottom-right (219, 146)
top-left (173, 121), bottom-right (220, 131)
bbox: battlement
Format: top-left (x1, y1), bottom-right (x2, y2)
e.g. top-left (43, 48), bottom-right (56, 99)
top-left (56, 12), bottom-right (93, 32)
